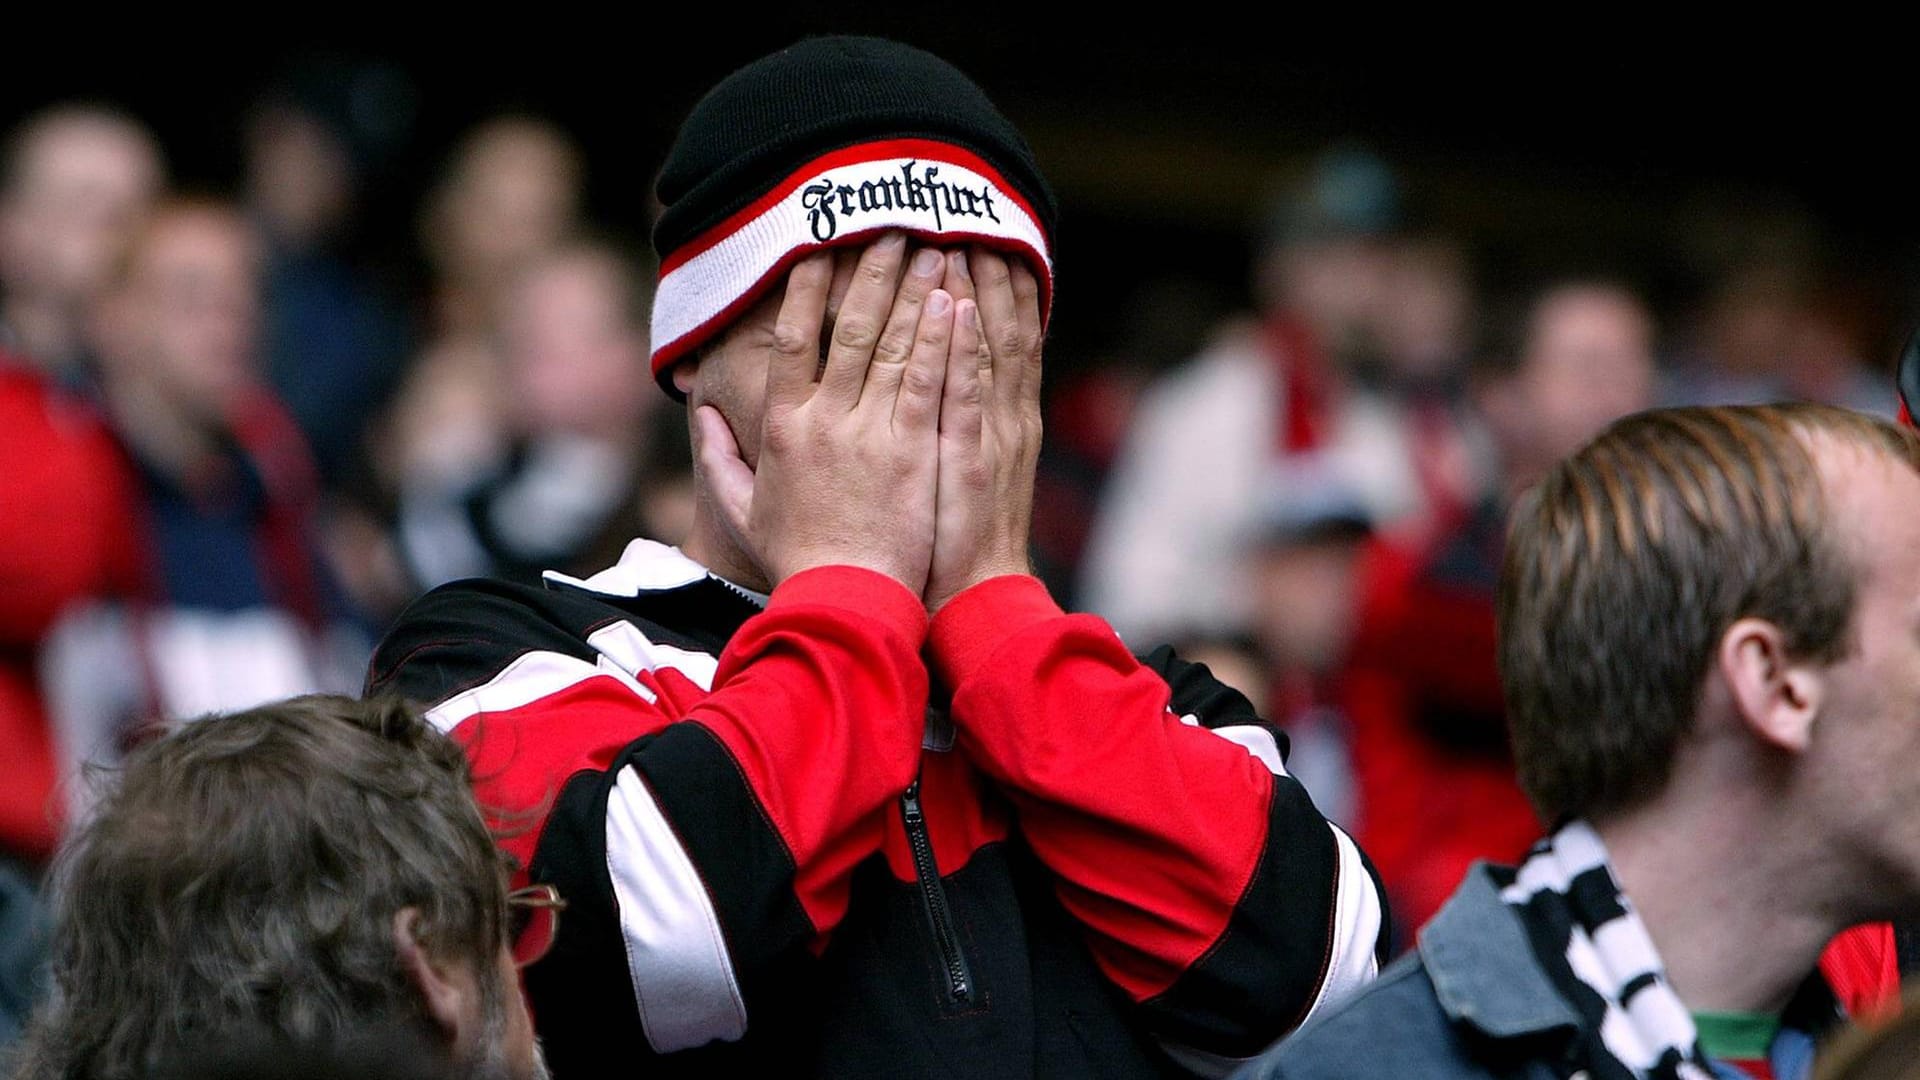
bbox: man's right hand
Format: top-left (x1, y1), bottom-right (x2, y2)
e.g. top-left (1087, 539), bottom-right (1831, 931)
top-left (692, 233), bottom-right (955, 592)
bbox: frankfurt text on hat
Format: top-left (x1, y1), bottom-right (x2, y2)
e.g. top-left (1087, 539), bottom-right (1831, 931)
top-left (799, 160), bottom-right (1002, 243)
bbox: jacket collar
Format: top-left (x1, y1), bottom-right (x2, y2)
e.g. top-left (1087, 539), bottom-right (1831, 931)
top-left (543, 538), bottom-right (767, 649)
top-left (543, 539), bottom-right (767, 604)
top-left (1421, 862), bottom-right (1846, 1078)
top-left (1418, 863), bottom-right (1583, 1041)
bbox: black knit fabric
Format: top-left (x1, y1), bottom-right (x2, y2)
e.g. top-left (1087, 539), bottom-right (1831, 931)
top-left (653, 36), bottom-right (1057, 263)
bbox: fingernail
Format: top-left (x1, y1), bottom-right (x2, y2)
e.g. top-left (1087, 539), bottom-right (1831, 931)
top-left (880, 232), bottom-right (907, 251)
top-left (927, 290), bottom-right (951, 316)
top-left (951, 252), bottom-right (971, 281)
top-left (913, 248), bottom-right (941, 276)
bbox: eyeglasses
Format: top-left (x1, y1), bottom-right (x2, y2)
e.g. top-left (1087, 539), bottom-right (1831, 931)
top-left (507, 884), bottom-right (566, 969)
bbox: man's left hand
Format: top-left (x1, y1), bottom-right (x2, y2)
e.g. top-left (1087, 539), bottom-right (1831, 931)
top-left (924, 247), bottom-right (1044, 614)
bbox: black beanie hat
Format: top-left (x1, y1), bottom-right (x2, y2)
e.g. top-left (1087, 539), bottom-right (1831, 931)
top-left (649, 36), bottom-right (1057, 389)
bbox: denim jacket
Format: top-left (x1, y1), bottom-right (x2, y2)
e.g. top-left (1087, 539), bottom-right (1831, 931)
top-left (1232, 864), bottom-right (1827, 1080)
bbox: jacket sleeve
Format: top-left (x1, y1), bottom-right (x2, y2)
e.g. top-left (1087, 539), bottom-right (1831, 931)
top-left (366, 565), bottom-right (928, 1059)
top-left (928, 574), bottom-right (1389, 1077)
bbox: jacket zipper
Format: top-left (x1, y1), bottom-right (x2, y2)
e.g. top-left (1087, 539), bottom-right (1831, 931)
top-left (900, 778), bottom-right (974, 1004)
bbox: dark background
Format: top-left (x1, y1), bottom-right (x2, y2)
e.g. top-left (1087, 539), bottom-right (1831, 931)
top-left (7, 22), bottom-right (1914, 372)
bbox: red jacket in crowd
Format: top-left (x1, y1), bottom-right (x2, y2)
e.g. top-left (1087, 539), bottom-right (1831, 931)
top-left (0, 357), bottom-right (140, 862)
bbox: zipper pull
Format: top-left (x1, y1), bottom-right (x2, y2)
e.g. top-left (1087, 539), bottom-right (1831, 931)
top-left (901, 779), bottom-right (923, 823)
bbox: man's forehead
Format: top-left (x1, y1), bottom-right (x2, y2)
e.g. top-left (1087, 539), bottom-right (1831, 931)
top-left (1807, 431), bottom-right (1920, 575)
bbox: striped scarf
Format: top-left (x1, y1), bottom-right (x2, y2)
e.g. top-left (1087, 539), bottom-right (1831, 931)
top-left (1493, 821), bottom-right (1717, 1080)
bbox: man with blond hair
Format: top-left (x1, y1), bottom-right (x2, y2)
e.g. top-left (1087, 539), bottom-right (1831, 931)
top-left (1239, 403), bottom-right (1920, 1080)
top-left (0, 104), bottom-right (164, 374)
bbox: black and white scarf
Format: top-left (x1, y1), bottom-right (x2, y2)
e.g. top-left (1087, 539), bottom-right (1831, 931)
top-left (1492, 821), bottom-right (1716, 1080)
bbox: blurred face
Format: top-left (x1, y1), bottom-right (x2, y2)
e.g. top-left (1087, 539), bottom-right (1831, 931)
top-left (246, 107), bottom-right (353, 249)
top-left (435, 123), bottom-right (580, 287)
top-left (1255, 538), bottom-right (1364, 674)
top-left (1373, 241), bottom-right (1472, 381)
top-left (1800, 441), bottom-right (1920, 915)
top-left (104, 208), bottom-right (261, 419)
top-left (1514, 288), bottom-right (1656, 469)
top-left (1265, 237), bottom-right (1394, 358)
top-left (0, 115), bottom-right (161, 303)
top-left (1706, 275), bottom-right (1799, 379)
top-left (503, 254), bottom-right (646, 436)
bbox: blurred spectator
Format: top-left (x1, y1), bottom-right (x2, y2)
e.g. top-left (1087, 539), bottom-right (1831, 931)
top-left (380, 118), bottom-right (586, 528)
top-left (243, 61), bottom-right (415, 481)
top-left (0, 351), bottom-right (136, 1050)
top-left (395, 242), bottom-right (678, 588)
top-left (0, 105), bottom-right (158, 879)
top-left (1244, 458), bottom-right (1378, 827)
top-left (1030, 276), bottom-right (1226, 605)
top-left (1667, 260), bottom-right (1894, 415)
top-left (0, 353), bottom-right (141, 868)
top-left (421, 117), bottom-right (583, 344)
top-left (38, 199), bottom-right (366, 787)
top-left (1373, 236), bottom-right (1476, 387)
top-left (1080, 146), bottom-right (1485, 644)
top-left (1371, 235), bottom-right (1489, 542)
top-left (1474, 282), bottom-right (1657, 492)
top-left (0, 104), bottom-right (164, 377)
top-left (1343, 281), bottom-right (1656, 940)
top-left (0, 108), bottom-right (161, 1046)
top-left (7, 694), bottom-right (548, 1080)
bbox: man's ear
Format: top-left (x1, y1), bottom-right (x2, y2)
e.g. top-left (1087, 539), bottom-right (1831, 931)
top-left (1719, 616), bottom-right (1824, 753)
top-left (393, 907), bottom-right (477, 1048)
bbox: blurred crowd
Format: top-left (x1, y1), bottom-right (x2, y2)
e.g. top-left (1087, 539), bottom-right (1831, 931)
top-left (1061, 149), bottom-right (1898, 940)
top-left (0, 90), bottom-right (690, 886)
top-left (0, 68), bottom-right (1904, 994)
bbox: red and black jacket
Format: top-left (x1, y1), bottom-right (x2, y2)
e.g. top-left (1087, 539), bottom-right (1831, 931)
top-left (366, 540), bottom-right (1388, 1078)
